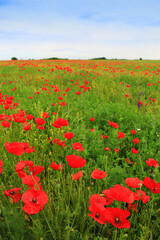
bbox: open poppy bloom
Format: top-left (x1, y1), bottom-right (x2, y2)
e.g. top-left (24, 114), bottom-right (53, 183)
top-left (4, 188), bottom-right (21, 203)
top-left (72, 142), bottom-right (84, 151)
top-left (104, 207), bottom-right (130, 228)
top-left (22, 189), bottom-right (48, 214)
top-left (66, 155), bottom-right (86, 168)
top-left (91, 169), bottom-right (108, 179)
top-left (5, 142), bottom-right (35, 156)
top-left (52, 118), bottom-right (69, 129)
top-left (146, 158), bottom-right (159, 168)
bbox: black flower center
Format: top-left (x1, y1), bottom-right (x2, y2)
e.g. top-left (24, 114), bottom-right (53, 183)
top-left (115, 217), bottom-right (120, 223)
top-left (95, 212), bottom-right (100, 218)
top-left (32, 198), bottom-right (37, 203)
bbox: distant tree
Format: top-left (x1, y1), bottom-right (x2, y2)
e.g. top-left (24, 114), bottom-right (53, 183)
top-left (11, 57), bottom-right (18, 60)
top-left (139, 57), bottom-right (143, 60)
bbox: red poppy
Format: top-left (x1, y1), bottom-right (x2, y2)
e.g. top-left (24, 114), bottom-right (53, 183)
top-left (106, 185), bottom-right (135, 203)
top-left (0, 160), bottom-right (3, 174)
top-left (132, 138), bottom-right (140, 144)
top-left (64, 132), bottom-right (75, 139)
top-left (1, 120), bottom-right (11, 128)
top-left (71, 171), bottom-right (83, 180)
top-left (72, 142), bottom-right (84, 151)
top-left (90, 118), bottom-right (94, 121)
top-left (125, 94), bottom-right (130, 98)
top-left (146, 158), bottom-right (159, 168)
top-left (50, 161), bottom-right (63, 172)
top-left (108, 121), bottom-right (119, 128)
top-left (104, 147), bottom-right (111, 151)
top-left (5, 142), bottom-right (35, 155)
top-left (125, 177), bottom-right (143, 188)
top-left (143, 177), bottom-right (160, 194)
top-left (91, 169), bottom-right (108, 179)
top-left (52, 118), bottom-right (69, 129)
top-left (4, 188), bottom-right (21, 203)
top-left (131, 130), bottom-right (137, 134)
top-left (35, 118), bottom-right (46, 125)
top-left (88, 204), bottom-right (107, 225)
top-left (75, 91), bottom-right (81, 95)
top-left (23, 122), bottom-right (31, 131)
top-left (53, 138), bottom-right (66, 148)
top-left (104, 207), bottom-right (130, 228)
top-left (131, 148), bottom-right (139, 154)
top-left (26, 114), bottom-right (34, 120)
top-left (117, 132), bottom-right (125, 139)
top-left (22, 189), bottom-right (48, 215)
top-left (134, 190), bottom-right (150, 204)
top-left (66, 155), bottom-right (86, 168)
top-left (42, 112), bottom-right (50, 118)
top-left (89, 194), bottom-right (108, 206)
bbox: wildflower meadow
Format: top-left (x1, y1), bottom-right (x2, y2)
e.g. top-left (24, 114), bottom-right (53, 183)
top-left (0, 59), bottom-right (160, 240)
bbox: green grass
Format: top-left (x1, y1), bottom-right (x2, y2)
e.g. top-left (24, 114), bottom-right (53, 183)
top-left (0, 59), bottom-right (160, 240)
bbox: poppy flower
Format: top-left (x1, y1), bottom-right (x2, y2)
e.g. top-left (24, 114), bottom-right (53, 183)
top-left (66, 155), bottom-right (86, 168)
top-left (90, 118), bottom-right (94, 121)
top-left (88, 204), bottom-right (107, 225)
top-left (143, 177), bottom-right (160, 194)
top-left (89, 194), bottom-right (108, 206)
top-left (42, 112), bottom-right (50, 118)
top-left (23, 122), bottom-right (31, 131)
top-left (91, 169), bottom-right (108, 179)
top-left (104, 147), bottom-right (110, 151)
top-left (64, 132), bottom-right (75, 139)
top-left (146, 158), bottom-right (159, 168)
top-left (22, 175), bottom-right (40, 187)
top-left (52, 118), bottom-right (69, 129)
top-left (104, 207), bottom-right (130, 228)
top-left (71, 171), bottom-right (83, 180)
top-left (90, 128), bottom-right (95, 132)
top-left (132, 138), bottom-right (140, 144)
top-left (75, 91), bottom-right (81, 95)
top-left (5, 142), bottom-right (35, 155)
top-left (35, 118), bottom-right (46, 125)
top-left (72, 142), bottom-right (84, 151)
top-left (50, 161), bottom-right (63, 172)
top-left (108, 121), bottom-right (119, 128)
top-left (131, 130), bottom-right (137, 134)
top-left (125, 95), bottom-right (130, 98)
top-left (1, 120), bottom-right (11, 128)
top-left (125, 177), bottom-right (143, 188)
top-left (22, 189), bottom-right (48, 215)
top-left (4, 188), bottom-right (21, 203)
top-left (0, 160), bottom-right (3, 174)
top-left (53, 138), bottom-right (66, 148)
top-left (134, 190), bottom-right (150, 204)
top-left (131, 148), bottom-right (139, 154)
top-left (26, 114), bottom-right (34, 120)
top-left (5, 142), bottom-right (26, 155)
top-left (106, 184), bottom-right (135, 203)
top-left (117, 132), bottom-right (125, 139)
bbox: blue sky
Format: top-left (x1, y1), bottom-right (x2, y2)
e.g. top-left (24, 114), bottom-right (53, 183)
top-left (0, 0), bottom-right (160, 60)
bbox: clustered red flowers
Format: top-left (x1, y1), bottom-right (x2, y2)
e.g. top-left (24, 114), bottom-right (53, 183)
top-left (4, 160), bottom-right (48, 214)
top-left (88, 176), bottom-right (155, 228)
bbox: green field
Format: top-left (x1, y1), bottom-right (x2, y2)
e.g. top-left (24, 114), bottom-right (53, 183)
top-left (0, 59), bottom-right (160, 240)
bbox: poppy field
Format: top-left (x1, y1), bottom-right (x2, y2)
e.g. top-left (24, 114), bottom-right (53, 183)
top-left (0, 59), bottom-right (160, 240)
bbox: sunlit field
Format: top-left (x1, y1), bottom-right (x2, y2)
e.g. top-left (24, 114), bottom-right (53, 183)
top-left (0, 59), bottom-right (160, 240)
